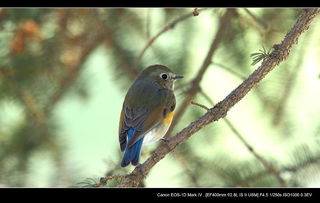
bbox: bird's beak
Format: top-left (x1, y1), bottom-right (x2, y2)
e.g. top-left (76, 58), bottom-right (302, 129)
top-left (173, 75), bottom-right (184, 80)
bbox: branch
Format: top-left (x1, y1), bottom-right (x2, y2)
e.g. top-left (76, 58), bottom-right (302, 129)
top-left (212, 61), bottom-right (247, 80)
top-left (132, 8), bottom-right (209, 71)
top-left (172, 152), bottom-right (200, 187)
top-left (117, 8), bottom-right (320, 187)
top-left (195, 89), bottom-right (287, 186)
top-left (190, 101), bottom-right (209, 111)
top-left (46, 23), bottom-right (108, 110)
top-left (0, 71), bottom-right (45, 125)
top-left (96, 174), bottom-right (127, 187)
top-left (166, 8), bottom-right (237, 137)
top-left (0, 8), bottom-right (5, 22)
top-left (145, 9), bottom-right (151, 40)
top-left (234, 153), bottom-right (320, 186)
top-left (244, 8), bottom-right (268, 29)
top-left (223, 117), bottom-right (288, 186)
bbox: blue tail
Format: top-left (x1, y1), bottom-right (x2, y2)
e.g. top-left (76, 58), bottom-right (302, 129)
top-left (121, 128), bottom-right (144, 167)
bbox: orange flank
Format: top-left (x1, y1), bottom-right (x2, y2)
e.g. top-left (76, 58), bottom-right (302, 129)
top-left (163, 111), bottom-right (174, 124)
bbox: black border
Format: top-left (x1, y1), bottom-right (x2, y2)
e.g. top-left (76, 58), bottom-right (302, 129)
top-left (1, 187), bottom-right (319, 201)
top-left (0, 1), bottom-right (317, 8)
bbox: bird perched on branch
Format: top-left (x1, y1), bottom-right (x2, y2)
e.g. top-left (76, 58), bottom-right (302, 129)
top-left (118, 64), bottom-right (183, 167)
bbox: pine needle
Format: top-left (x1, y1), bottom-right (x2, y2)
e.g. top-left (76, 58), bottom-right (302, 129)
top-left (250, 46), bottom-right (271, 66)
top-left (74, 177), bottom-right (99, 188)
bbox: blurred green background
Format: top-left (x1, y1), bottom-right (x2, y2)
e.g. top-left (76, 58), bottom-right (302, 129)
top-left (0, 8), bottom-right (320, 187)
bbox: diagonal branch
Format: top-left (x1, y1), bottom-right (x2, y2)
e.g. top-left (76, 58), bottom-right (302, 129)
top-left (132, 8), bottom-right (209, 71)
top-left (172, 152), bottom-right (200, 187)
top-left (196, 89), bottom-right (287, 187)
top-left (116, 8), bottom-right (320, 187)
top-left (212, 61), bottom-right (247, 80)
top-left (244, 8), bottom-right (268, 30)
top-left (166, 8), bottom-right (237, 137)
top-left (224, 117), bottom-right (288, 187)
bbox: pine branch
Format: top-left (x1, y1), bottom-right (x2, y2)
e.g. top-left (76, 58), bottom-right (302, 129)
top-left (96, 174), bottom-right (127, 187)
top-left (0, 72), bottom-right (45, 125)
top-left (166, 8), bottom-right (237, 138)
top-left (132, 8), bottom-right (209, 71)
top-left (115, 9), bottom-right (319, 187)
top-left (195, 89), bottom-right (287, 187)
top-left (45, 25), bottom-right (108, 110)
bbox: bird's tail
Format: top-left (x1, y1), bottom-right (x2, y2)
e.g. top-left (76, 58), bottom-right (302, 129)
top-left (121, 128), bottom-right (144, 167)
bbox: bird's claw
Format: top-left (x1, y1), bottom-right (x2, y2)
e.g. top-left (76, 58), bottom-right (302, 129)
top-left (160, 137), bottom-right (169, 143)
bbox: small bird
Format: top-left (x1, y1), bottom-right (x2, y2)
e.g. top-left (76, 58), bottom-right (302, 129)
top-left (118, 64), bottom-right (183, 167)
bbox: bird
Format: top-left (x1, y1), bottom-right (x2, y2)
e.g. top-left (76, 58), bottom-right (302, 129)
top-left (118, 64), bottom-right (183, 167)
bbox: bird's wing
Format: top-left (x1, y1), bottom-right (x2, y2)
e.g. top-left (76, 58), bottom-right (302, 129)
top-left (119, 104), bottom-right (165, 151)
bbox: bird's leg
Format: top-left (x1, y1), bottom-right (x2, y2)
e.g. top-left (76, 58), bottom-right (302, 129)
top-left (160, 137), bottom-right (169, 143)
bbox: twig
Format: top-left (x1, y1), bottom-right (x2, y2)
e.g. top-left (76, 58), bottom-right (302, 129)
top-left (172, 152), bottom-right (200, 187)
top-left (146, 9), bottom-right (151, 39)
top-left (96, 174), bottom-right (127, 187)
top-left (225, 117), bottom-right (288, 186)
top-left (116, 9), bottom-right (319, 187)
top-left (190, 101), bottom-right (209, 111)
top-left (0, 8), bottom-right (5, 22)
top-left (244, 8), bottom-right (268, 30)
top-left (193, 8), bottom-right (199, 16)
top-left (212, 62), bottom-right (247, 80)
top-left (166, 8), bottom-right (236, 138)
top-left (132, 8), bottom-right (208, 71)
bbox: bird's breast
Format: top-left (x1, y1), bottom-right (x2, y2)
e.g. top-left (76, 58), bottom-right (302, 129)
top-left (142, 111), bottom-right (174, 146)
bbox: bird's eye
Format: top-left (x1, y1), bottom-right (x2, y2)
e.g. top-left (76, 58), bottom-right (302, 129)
top-left (160, 73), bottom-right (168, 80)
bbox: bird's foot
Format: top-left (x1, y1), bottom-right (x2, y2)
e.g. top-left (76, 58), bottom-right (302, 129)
top-left (160, 137), bottom-right (169, 143)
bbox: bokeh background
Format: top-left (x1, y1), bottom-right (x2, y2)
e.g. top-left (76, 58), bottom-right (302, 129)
top-left (0, 8), bottom-right (320, 187)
